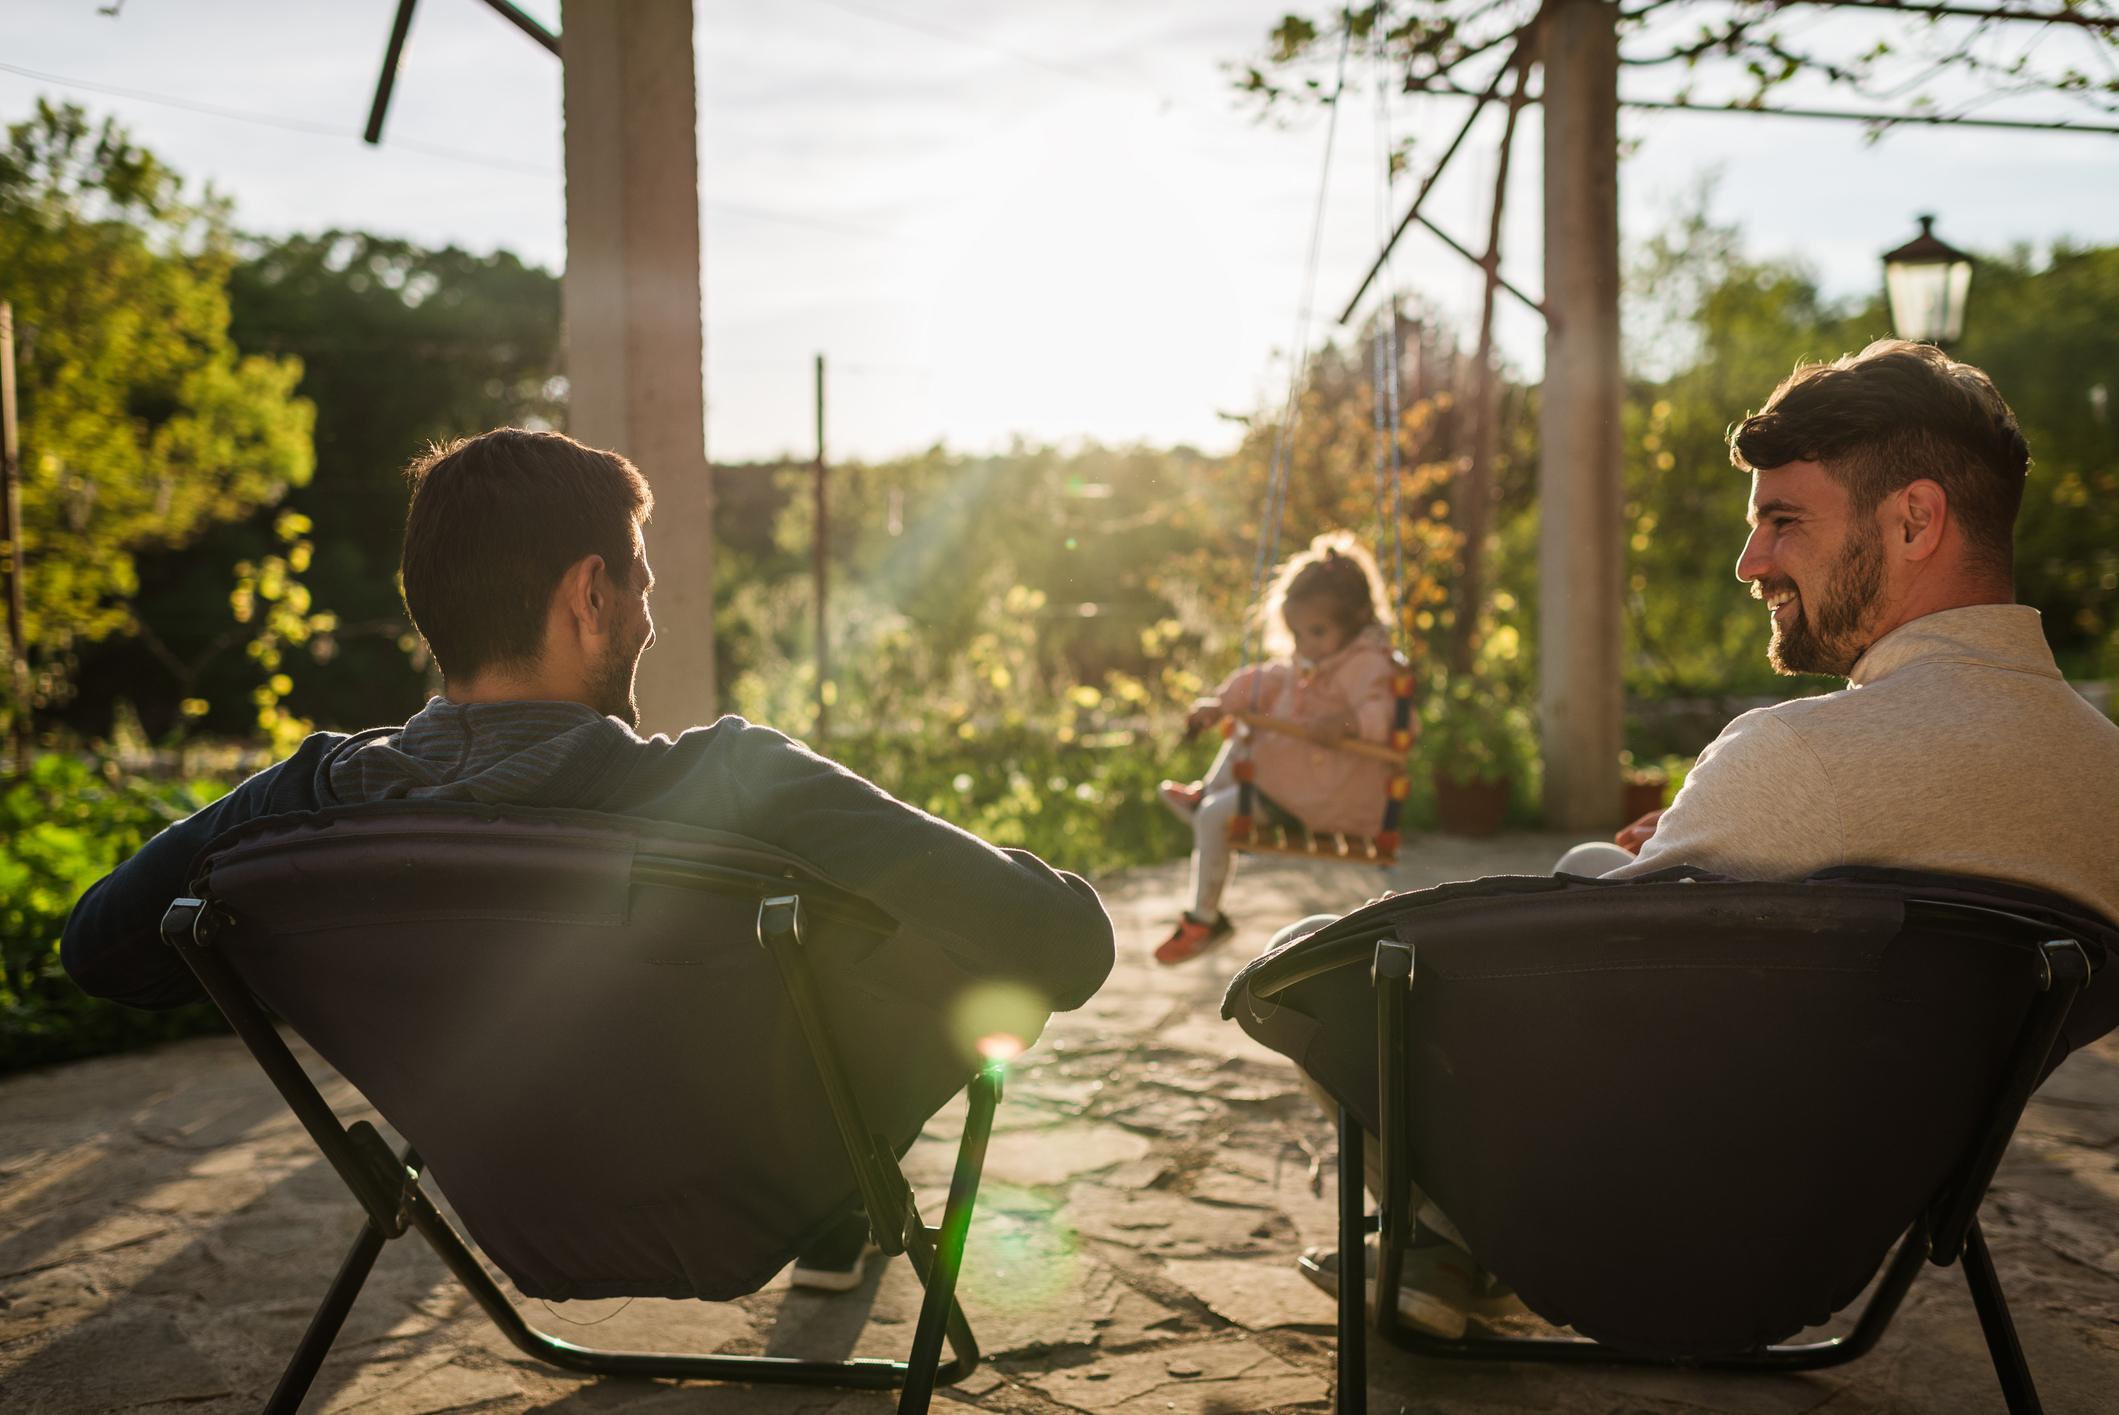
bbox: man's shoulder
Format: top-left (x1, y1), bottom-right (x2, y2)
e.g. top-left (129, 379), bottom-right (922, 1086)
top-left (646, 712), bottom-right (800, 763)
top-left (600, 714), bottom-right (846, 814)
top-left (261, 728), bottom-right (362, 796)
top-left (1710, 690), bottom-right (1854, 751)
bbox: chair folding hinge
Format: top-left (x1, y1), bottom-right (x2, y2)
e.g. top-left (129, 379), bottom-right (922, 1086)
top-left (758, 895), bottom-right (804, 950)
top-left (1372, 939), bottom-right (1413, 989)
top-left (160, 897), bottom-right (231, 948)
top-left (2036, 938), bottom-right (2089, 992)
top-left (346, 1121), bottom-right (415, 1238)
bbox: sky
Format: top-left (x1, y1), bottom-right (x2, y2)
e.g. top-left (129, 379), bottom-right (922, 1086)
top-left (3, 0), bottom-right (2116, 464)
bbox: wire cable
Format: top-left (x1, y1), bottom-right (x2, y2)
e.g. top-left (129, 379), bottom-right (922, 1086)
top-left (0, 58), bottom-right (554, 175)
top-left (0, 58), bottom-right (891, 238)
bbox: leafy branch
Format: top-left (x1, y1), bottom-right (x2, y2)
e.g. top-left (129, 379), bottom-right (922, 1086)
top-left (1237, 1), bottom-right (2119, 128)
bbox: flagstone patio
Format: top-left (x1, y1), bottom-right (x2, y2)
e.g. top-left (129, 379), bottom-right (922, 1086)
top-left (3, 834), bottom-right (2116, 1413)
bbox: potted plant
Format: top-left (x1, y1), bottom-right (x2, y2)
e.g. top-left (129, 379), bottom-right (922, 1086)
top-left (1419, 672), bottom-right (1537, 836)
top-left (1620, 752), bottom-right (1669, 822)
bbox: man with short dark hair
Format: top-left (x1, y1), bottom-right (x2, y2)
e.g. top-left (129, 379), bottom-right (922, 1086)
top-left (63, 427), bottom-right (1115, 1289)
top-left (1304, 339), bottom-right (2119, 1339)
top-left (1563, 339), bottom-right (2118, 919)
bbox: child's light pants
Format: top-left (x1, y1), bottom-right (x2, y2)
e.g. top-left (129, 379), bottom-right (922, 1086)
top-left (1189, 739), bottom-right (1243, 919)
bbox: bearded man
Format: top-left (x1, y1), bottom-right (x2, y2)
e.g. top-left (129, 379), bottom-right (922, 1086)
top-left (63, 427), bottom-right (1115, 1291)
top-left (1291, 339), bottom-right (2119, 1341)
top-left (1557, 338), bottom-right (2118, 921)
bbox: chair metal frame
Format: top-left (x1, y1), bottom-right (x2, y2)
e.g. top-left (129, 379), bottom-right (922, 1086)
top-left (1240, 898), bottom-right (2092, 1415)
top-left (162, 865), bottom-right (1002, 1415)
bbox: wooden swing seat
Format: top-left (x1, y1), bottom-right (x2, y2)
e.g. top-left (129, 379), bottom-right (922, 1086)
top-left (1232, 823), bottom-right (1399, 866)
top-left (1221, 695), bottom-right (1411, 870)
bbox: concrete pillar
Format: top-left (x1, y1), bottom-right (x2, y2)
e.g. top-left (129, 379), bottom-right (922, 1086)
top-left (1537, 0), bottom-right (1624, 830)
top-left (561, 0), bottom-right (715, 733)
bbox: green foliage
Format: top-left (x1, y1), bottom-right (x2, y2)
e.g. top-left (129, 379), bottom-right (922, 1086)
top-left (0, 753), bottom-right (228, 1072)
top-left (66, 229), bottom-right (565, 739)
top-left (0, 102), bottom-right (315, 723)
top-left (1616, 203), bottom-right (1865, 702)
top-left (836, 725), bottom-right (1215, 880)
top-left (714, 315), bottom-right (1483, 862)
top-left (1613, 201), bottom-right (2119, 709)
top-left (1415, 648), bottom-right (1538, 791)
top-left (1237, 3), bottom-right (2117, 128)
top-left (1947, 244), bottom-right (2119, 676)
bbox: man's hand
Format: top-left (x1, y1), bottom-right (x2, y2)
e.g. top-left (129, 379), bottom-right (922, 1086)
top-left (1615, 807), bottom-right (1665, 855)
top-left (1183, 700), bottom-right (1224, 739)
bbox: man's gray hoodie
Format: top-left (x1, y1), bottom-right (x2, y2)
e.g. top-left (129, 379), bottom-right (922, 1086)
top-left (63, 698), bottom-right (1115, 1013)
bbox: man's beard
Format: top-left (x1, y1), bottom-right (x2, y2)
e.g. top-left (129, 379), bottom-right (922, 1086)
top-left (588, 632), bottom-right (644, 728)
top-left (1760, 519), bottom-right (1885, 678)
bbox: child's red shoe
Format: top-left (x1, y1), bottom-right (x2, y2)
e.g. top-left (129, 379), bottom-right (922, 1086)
top-left (1158, 779), bottom-right (1206, 821)
top-left (1154, 912), bottom-right (1235, 966)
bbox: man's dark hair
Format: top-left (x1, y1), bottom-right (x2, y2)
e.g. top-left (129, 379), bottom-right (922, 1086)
top-left (400, 428), bottom-right (653, 681)
top-left (1728, 339), bottom-right (2030, 578)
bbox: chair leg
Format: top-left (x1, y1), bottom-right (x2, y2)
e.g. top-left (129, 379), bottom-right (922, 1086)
top-left (897, 1068), bottom-right (999, 1415)
top-left (1962, 1219), bottom-right (2044, 1415)
top-left (1337, 1107), bottom-right (1367, 1415)
top-left (265, 1217), bottom-right (388, 1415)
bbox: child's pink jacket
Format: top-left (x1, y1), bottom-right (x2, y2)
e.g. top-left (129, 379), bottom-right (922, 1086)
top-left (1213, 625), bottom-right (1403, 837)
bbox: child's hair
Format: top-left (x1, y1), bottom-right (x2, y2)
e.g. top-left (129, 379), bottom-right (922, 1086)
top-left (1258, 530), bottom-right (1389, 658)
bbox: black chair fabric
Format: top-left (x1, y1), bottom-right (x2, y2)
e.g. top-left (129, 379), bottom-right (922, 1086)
top-left (194, 802), bottom-right (1047, 1302)
top-left (1222, 869), bottom-right (2118, 1359)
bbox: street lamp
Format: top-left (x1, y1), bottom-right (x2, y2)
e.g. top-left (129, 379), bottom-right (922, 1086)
top-left (1882, 214), bottom-right (1974, 347)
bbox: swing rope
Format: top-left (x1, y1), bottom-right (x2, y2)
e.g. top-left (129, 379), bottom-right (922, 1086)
top-left (1369, 16), bottom-right (1408, 655)
top-left (1224, 16), bottom-right (1415, 868)
top-left (1238, 19), bottom-right (1354, 706)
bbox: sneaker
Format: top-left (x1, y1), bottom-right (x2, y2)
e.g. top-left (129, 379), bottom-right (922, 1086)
top-left (1154, 911), bottom-right (1235, 966)
top-left (1157, 779), bottom-right (1205, 822)
top-left (1297, 1231), bottom-right (1526, 1339)
top-left (790, 1213), bottom-right (879, 1293)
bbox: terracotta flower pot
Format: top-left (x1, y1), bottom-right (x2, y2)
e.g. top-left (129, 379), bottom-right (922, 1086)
top-left (1621, 779), bottom-right (1667, 822)
top-left (1434, 771), bottom-right (1511, 837)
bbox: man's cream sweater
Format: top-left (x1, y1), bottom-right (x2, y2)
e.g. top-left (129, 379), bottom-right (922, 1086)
top-left (1611, 604), bottom-right (2119, 924)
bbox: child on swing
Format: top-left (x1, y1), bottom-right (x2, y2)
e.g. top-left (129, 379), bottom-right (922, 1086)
top-left (1154, 531), bottom-right (1402, 965)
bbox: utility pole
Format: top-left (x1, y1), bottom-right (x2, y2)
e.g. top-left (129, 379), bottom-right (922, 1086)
top-left (813, 352), bottom-right (828, 742)
top-left (1537, 0), bottom-right (1625, 830)
top-left (0, 301), bottom-right (30, 773)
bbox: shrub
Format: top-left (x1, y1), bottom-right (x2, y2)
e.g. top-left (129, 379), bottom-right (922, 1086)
top-left (0, 754), bottom-right (230, 1072)
top-left (833, 722), bottom-right (1218, 881)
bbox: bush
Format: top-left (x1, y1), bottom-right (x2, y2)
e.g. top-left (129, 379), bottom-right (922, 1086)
top-left (0, 754), bottom-right (231, 1073)
top-left (835, 723), bottom-right (1218, 881)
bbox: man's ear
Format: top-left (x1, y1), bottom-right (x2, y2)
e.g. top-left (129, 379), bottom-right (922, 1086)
top-left (556, 554), bottom-right (608, 633)
top-left (1894, 479), bottom-right (1949, 563)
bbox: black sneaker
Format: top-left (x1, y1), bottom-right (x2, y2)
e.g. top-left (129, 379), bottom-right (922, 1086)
top-left (790, 1211), bottom-right (879, 1293)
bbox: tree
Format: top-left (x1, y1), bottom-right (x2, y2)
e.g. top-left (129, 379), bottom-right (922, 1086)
top-left (0, 101), bottom-right (314, 727)
top-left (1237, 1), bottom-right (2119, 733)
top-left (1613, 205), bottom-right (2119, 723)
top-left (1239, 3), bottom-right (2118, 132)
top-left (1947, 243), bottom-right (2119, 677)
top-left (66, 230), bottom-right (564, 735)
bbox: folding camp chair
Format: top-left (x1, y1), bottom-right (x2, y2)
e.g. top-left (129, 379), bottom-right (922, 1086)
top-left (1222, 869), bottom-right (2119, 1415)
top-left (159, 802), bottom-right (1033, 1414)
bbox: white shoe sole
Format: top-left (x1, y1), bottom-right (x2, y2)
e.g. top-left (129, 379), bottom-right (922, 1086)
top-left (1297, 1249), bottom-right (1526, 1340)
top-left (790, 1242), bottom-right (880, 1292)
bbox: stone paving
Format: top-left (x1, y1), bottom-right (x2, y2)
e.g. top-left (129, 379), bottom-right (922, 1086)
top-left (3, 833), bottom-right (2117, 1414)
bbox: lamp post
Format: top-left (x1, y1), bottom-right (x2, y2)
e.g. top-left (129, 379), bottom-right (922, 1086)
top-left (1882, 214), bottom-right (1974, 348)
